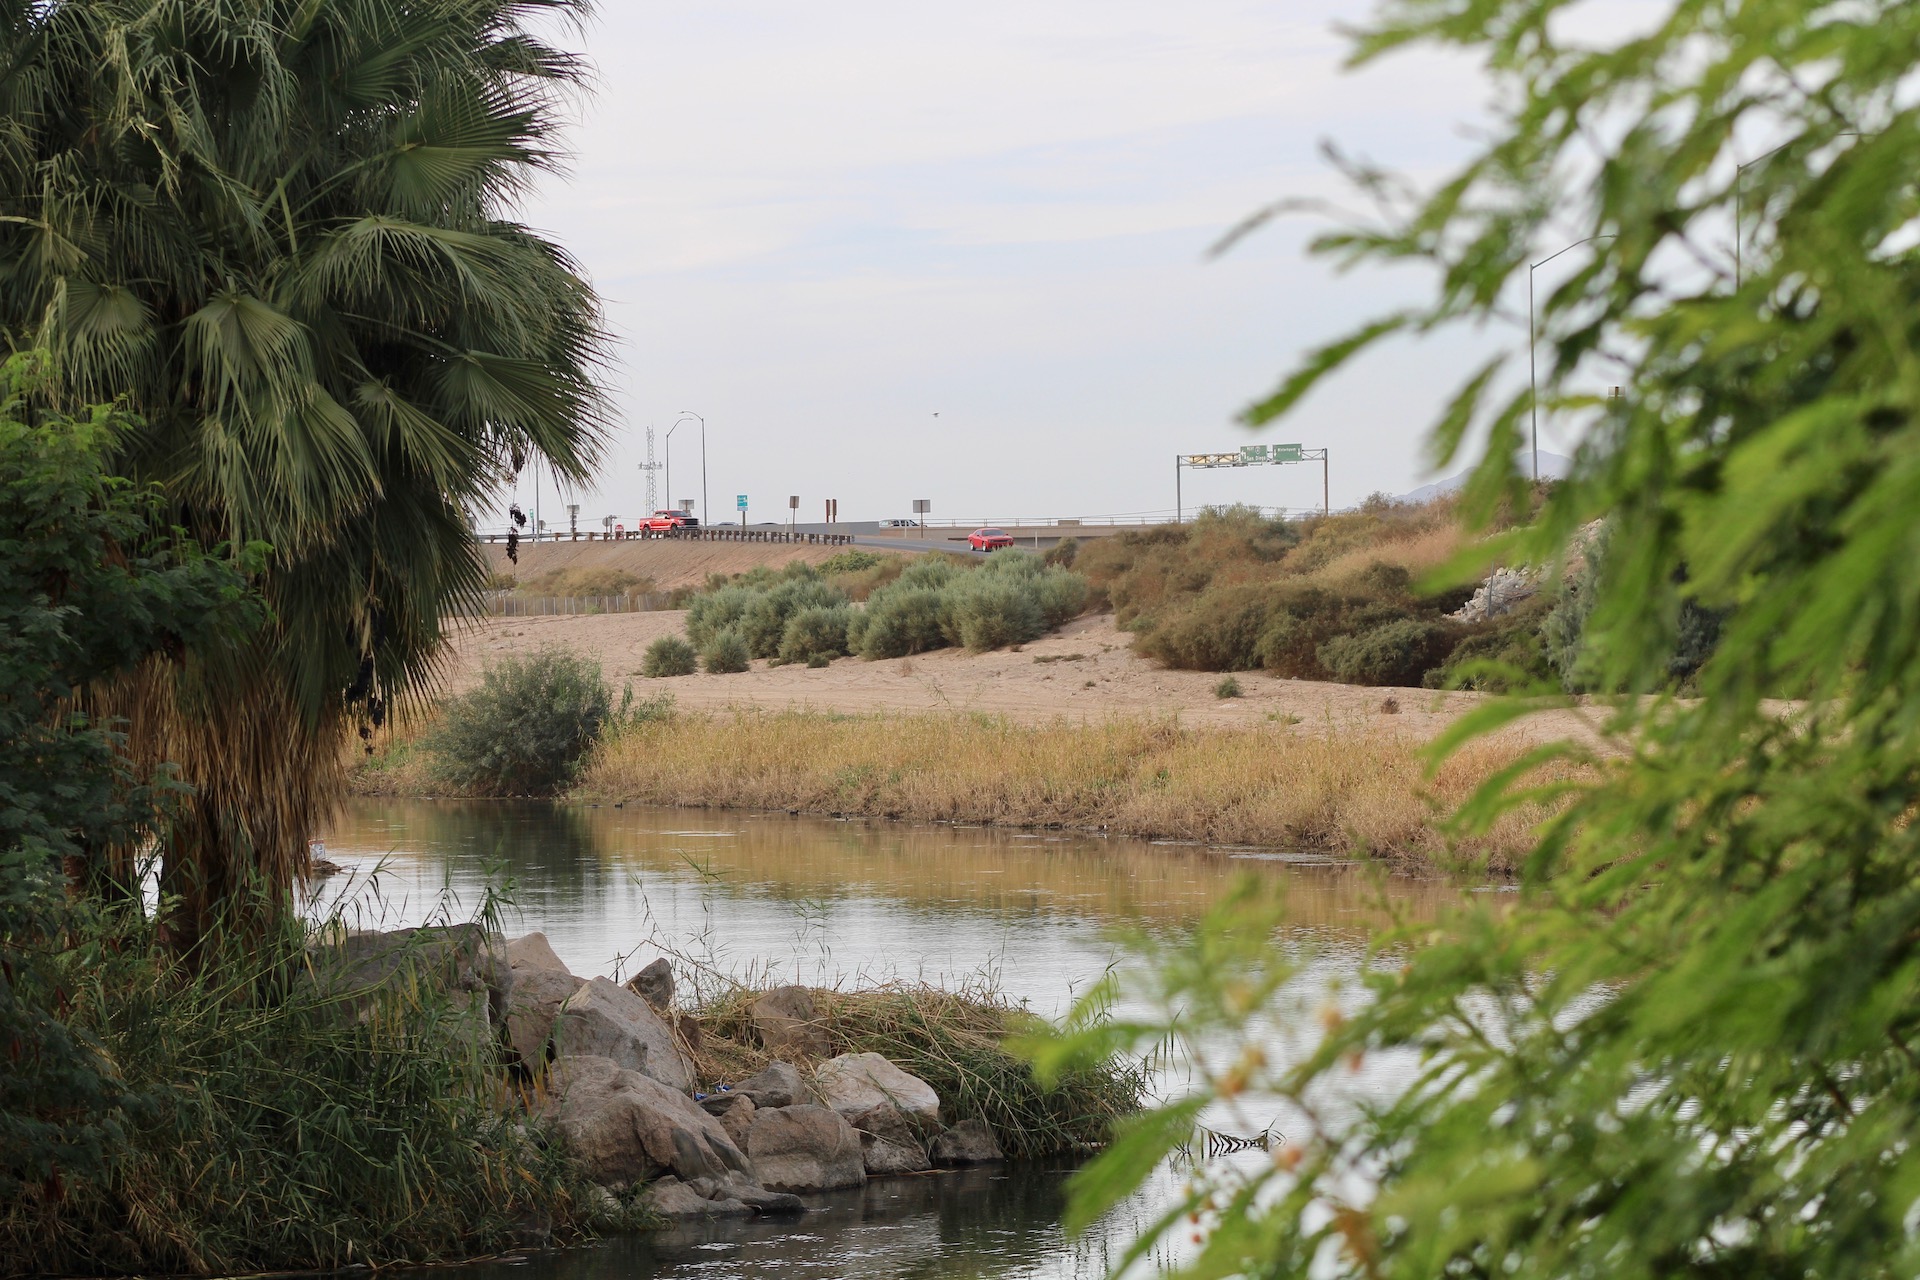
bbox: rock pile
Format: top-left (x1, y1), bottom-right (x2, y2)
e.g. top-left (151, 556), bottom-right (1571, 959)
top-left (322, 927), bottom-right (1009, 1221)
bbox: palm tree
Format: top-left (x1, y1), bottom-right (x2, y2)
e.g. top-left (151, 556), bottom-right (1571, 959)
top-left (0, 0), bottom-right (609, 944)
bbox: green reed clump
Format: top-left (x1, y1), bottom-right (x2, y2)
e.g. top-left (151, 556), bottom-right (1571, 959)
top-left (689, 981), bottom-right (1144, 1158)
top-left (1, 908), bottom-right (602, 1276)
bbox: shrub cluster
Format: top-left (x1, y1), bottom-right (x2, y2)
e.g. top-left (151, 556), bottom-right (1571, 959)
top-left (428, 647), bottom-right (612, 795)
top-left (848, 552), bottom-right (1087, 657)
top-left (1072, 502), bottom-right (1558, 688)
top-left (641, 634), bottom-right (698, 678)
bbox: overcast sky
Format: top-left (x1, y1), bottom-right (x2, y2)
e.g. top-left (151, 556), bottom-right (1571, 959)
top-left (507, 1), bottom-right (1549, 531)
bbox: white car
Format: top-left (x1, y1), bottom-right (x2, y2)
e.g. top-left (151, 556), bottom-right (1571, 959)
top-left (879, 518), bottom-right (920, 528)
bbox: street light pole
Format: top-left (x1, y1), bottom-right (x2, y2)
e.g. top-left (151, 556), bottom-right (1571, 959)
top-left (1734, 134), bottom-right (1865, 290)
top-left (664, 419), bottom-right (683, 515)
top-left (674, 412), bottom-right (705, 523)
top-left (1528, 234), bottom-right (1616, 483)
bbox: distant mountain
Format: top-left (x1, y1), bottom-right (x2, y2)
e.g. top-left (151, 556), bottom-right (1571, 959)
top-left (1398, 451), bottom-right (1573, 504)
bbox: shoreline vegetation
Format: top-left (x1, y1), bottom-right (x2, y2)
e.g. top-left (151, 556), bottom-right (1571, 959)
top-left (352, 705), bottom-right (1569, 872)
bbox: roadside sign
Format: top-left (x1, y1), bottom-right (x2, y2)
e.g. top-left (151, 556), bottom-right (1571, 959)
top-left (1240, 444), bottom-right (1269, 462)
top-left (1272, 443), bottom-right (1304, 462)
top-left (736, 494), bottom-right (748, 510)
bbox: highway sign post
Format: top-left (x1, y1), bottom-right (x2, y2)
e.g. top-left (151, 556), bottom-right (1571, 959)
top-left (736, 493), bottom-right (747, 527)
top-left (1175, 445), bottom-right (1328, 522)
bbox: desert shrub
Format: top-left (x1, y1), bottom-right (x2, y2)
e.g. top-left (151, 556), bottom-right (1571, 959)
top-left (685, 584), bottom-right (757, 648)
top-left (1043, 536), bottom-right (1079, 568)
top-left (820, 549), bottom-right (883, 574)
top-left (739, 578), bottom-right (847, 658)
top-left (1135, 583), bottom-right (1277, 671)
top-left (778, 604), bottom-right (853, 664)
top-left (895, 554), bottom-right (966, 591)
top-left (1214, 675), bottom-right (1243, 699)
top-left (1424, 604), bottom-right (1554, 692)
top-left (1316, 617), bottom-right (1454, 687)
top-left (429, 647), bottom-right (612, 795)
top-left (856, 586), bottom-right (950, 658)
top-left (943, 574), bottom-right (1048, 651)
top-left (700, 629), bottom-right (751, 674)
top-left (640, 634), bottom-right (697, 678)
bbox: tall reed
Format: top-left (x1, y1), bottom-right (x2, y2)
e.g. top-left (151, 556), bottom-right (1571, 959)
top-left (2, 903), bottom-right (598, 1276)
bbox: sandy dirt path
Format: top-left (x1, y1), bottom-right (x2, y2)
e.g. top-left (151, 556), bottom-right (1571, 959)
top-left (443, 611), bottom-right (1603, 747)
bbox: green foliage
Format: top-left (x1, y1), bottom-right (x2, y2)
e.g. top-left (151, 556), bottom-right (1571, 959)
top-left (739, 578), bottom-right (848, 659)
top-left (1316, 617), bottom-right (1453, 687)
top-left (853, 586), bottom-right (950, 659)
top-left (1423, 604), bottom-right (1555, 692)
top-left (820, 549), bottom-right (884, 574)
top-left (700, 629), bottom-right (752, 674)
top-left (1045, 2), bottom-right (1920, 1276)
top-left (0, 0), bottom-right (612, 935)
top-left (1213, 675), bottom-right (1243, 699)
top-left (428, 648), bottom-right (611, 795)
top-left (0, 357), bottom-right (263, 1202)
top-left (778, 604), bottom-right (853, 664)
top-left (640, 635), bottom-right (698, 679)
top-left (3, 912), bottom-right (599, 1273)
top-left (685, 584), bottom-right (758, 650)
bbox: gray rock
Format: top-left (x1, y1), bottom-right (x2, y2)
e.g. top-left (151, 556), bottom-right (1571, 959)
top-left (724, 1175), bottom-right (807, 1215)
top-left (504, 966), bottom-right (586, 1068)
top-left (860, 1130), bottom-right (931, 1175)
top-left (930, 1118), bottom-right (1004, 1166)
top-left (643, 1177), bottom-right (751, 1219)
top-left (700, 1092), bottom-right (758, 1150)
top-left (746, 1104), bottom-right (866, 1192)
top-left (553, 977), bottom-right (694, 1092)
top-left (626, 957), bottom-right (674, 1011)
top-left (751, 986), bottom-right (831, 1058)
top-left (535, 1055), bottom-right (752, 1188)
top-left (735, 1060), bottom-right (804, 1109)
top-left (507, 932), bottom-right (570, 975)
top-left (309, 924), bottom-right (512, 1028)
top-left (815, 1053), bottom-right (940, 1132)
top-left (1451, 566), bottom-right (1541, 623)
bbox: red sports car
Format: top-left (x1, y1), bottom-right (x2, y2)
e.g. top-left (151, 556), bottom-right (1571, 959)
top-left (968, 528), bottom-right (1014, 551)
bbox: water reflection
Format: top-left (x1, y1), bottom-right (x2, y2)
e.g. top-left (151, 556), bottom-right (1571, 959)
top-left (315, 799), bottom-right (1457, 1279)
top-left (462, 1164), bottom-right (1160, 1280)
top-left (317, 800), bottom-right (1454, 1014)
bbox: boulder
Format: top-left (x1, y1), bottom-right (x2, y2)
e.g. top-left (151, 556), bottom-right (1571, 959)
top-left (860, 1130), bottom-right (931, 1175)
top-left (643, 1177), bottom-right (750, 1219)
top-left (751, 986), bottom-right (830, 1058)
top-left (746, 1104), bottom-right (866, 1192)
top-left (625, 957), bottom-right (674, 1011)
top-left (722, 1175), bottom-right (807, 1215)
top-left (930, 1118), bottom-right (1004, 1166)
top-left (735, 1060), bottom-right (804, 1109)
top-left (535, 1055), bottom-right (752, 1188)
top-left (504, 966), bottom-right (586, 1068)
top-left (815, 1053), bottom-right (940, 1132)
top-left (507, 932), bottom-right (570, 975)
top-left (309, 924), bottom-right (512, 1027)
top-left (553, 977), bottom-right (694, 1092)
top-left (700, 1092), bottom-right (758, 1150)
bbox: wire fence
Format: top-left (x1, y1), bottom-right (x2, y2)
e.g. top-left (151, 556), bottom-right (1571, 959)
top-left (480, 591), bottom-right (675, 617)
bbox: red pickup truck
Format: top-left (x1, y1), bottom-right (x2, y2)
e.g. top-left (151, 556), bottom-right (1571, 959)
top-left (641, 510), bottom-right (700, 531)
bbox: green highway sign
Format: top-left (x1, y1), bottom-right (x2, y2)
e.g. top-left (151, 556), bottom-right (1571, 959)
top-left (1272, 443), bottom-right (1303, 462)
top-left (1240, 444), bottom-right (1268, 462)
top-left (736, 494), bottom-right (748, 509)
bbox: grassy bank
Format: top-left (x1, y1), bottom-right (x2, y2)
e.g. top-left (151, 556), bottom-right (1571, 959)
top-left (683, 981), bottom-right (1143, 1157)
top-left (570, 708), bottom-right (1555, 871)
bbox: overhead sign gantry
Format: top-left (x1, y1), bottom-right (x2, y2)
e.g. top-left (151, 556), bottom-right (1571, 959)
top-left (1175, 444), bottom-right (1328, 522)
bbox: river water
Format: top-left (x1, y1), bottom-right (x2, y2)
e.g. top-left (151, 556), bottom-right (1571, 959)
top-left (316, 799), bottom-right (1461, 1278)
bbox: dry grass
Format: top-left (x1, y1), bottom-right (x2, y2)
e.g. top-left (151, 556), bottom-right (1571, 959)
top-left (677, 981), bottom-right (1144, 1157)
top-left (576, 708), bottom-right (1567, 872)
